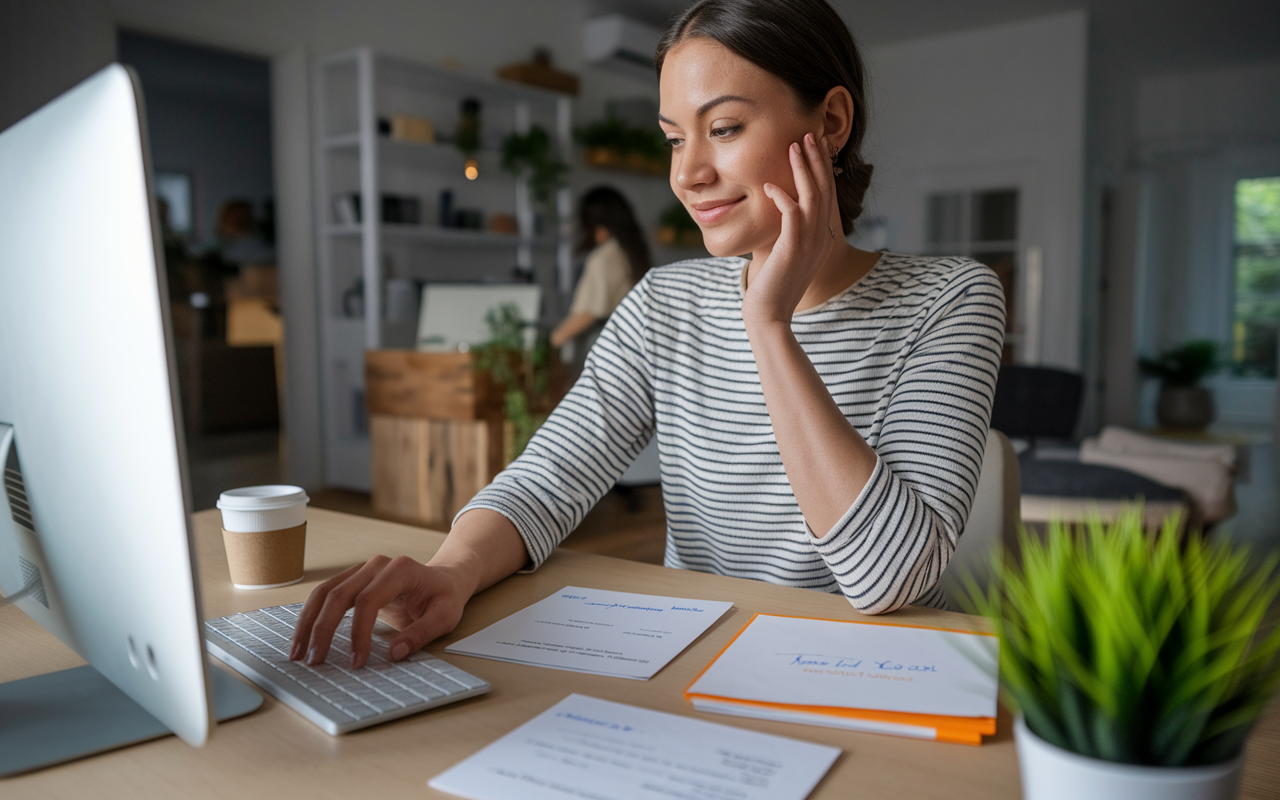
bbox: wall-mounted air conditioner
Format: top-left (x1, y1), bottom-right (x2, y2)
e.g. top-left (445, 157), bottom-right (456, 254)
top-left (584, 15), bottom-right (663, 82)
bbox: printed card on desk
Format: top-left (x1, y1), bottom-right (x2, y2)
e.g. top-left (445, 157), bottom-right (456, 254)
top-left (685, 614), bottom-right (999, 744)
top-left (445, 586), bottom-right (733, 680)
top-left (428, 694), bottom-right (840, 800)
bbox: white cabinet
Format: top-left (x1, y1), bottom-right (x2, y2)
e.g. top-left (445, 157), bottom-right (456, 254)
top-left (313, 47), bottom-right (572, 490)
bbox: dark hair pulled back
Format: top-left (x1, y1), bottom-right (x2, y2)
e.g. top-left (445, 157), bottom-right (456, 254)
top-left (656, 0), bottom-right (874, 236)
top-left (576, 186), bottom-right (652, 283)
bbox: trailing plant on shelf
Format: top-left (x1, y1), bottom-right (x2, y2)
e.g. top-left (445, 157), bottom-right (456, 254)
top-left (957, 509), bottom-right (1280, 773)
top-left (473, 303), bottom-right (555, 460)
top-left (500, 126), bottom-right (568, 206)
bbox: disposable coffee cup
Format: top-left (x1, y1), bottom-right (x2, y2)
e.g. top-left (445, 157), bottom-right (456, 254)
top-left (217, 485), bottom-right (310, 590)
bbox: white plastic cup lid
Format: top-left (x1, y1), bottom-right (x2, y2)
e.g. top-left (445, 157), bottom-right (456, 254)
top-left (217, 485), bottom-right (310, 512)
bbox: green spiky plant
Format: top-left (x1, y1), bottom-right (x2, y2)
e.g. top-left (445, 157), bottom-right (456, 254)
top-left (472, 303), bottom-right (553, 459)
top-left (957, 509), bottom-right (1280, 767)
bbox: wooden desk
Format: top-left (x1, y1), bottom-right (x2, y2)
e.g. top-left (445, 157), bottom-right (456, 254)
top-left (3, 509), bottom-right (1277, 799)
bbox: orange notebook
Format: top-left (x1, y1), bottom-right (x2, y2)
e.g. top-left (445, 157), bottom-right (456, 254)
top-left (684, 613), bottom-right (999, 745)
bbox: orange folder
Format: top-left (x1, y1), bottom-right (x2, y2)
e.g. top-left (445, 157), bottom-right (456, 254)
top-left (684, 613), bottom-right (998, 746)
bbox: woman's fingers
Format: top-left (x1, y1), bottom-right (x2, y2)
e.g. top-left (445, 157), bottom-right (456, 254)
top-left (387, 593), bottom-right (466, 663)
top-left (347, 555), bottom-right (425, 668)
top-left (289, 561), bottom-right (363, 659)
top-left (790, 139), bottom-right (819, 212)
top-left (303, 555), bottom-right (392, 665)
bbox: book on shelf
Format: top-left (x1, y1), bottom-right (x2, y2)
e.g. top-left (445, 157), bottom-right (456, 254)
top-left (684, 613), bottom-right (1000, 745)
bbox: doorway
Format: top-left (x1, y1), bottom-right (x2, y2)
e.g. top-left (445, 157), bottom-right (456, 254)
top-left (119, 31), bottom-right (285, 510)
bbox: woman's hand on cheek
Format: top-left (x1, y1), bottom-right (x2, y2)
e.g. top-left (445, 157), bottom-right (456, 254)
top-left (741, 132), bottom-right (836, 328)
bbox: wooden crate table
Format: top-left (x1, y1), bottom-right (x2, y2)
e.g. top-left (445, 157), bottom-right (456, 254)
top-left (364, 350), bottom-right (507, 529)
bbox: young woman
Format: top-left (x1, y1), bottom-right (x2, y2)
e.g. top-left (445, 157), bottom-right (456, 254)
top-left (550, 187), bottom-right (652, 368)
top-left (291, 0), bottom-right (1005, 669)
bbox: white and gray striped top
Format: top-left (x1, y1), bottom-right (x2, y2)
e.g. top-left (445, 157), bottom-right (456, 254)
top-left (460, 253), bottom-right (1006, 614)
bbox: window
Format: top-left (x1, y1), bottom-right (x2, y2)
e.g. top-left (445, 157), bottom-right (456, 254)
top-left (1231, 177), bottom-right (1280, 378)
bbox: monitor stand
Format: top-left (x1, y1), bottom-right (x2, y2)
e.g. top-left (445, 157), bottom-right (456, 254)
top-left (0, 662), bottom-right (263, 777)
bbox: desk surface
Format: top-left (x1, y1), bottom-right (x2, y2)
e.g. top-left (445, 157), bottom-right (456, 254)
top-left (3, 508), bottom-right (1277, 799)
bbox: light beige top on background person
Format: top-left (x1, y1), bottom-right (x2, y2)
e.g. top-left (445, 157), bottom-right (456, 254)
top-left (568, 236), bottom-right (633, 319)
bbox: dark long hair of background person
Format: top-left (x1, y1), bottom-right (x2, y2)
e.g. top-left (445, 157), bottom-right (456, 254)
top-left (575, 186), bottom-right (652, 284)
top-left (656, 0), bottom-right (875, 236)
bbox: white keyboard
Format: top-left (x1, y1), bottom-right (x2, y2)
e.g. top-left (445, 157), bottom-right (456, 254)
top-left (204, 603), bottom-right (490, 735)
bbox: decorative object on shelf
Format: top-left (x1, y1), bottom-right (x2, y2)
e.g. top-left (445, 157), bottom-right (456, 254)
top-left (341, 276), bottom-right (364, 319)
top-left (473, 303), bottom-right (557, 460)
top-left (501, 126), bottom-right (568, 206)
top-left (656, 202), bottom-right (702, 248)
top-left (497, 47), bottom-right (580, 96)
top-left (489, 213), bottom-right (518, 235)
top-left (957, 508), bottom-right (1280, 800)
top-left (380, 113), bottom-right (435, 143)
top-left (1140, 340), bottom-right (1221, 431)
top-left (456, 97), bottom-right (482, 180)
top-left (576, 110), bottom-right (669, 176)
top-left (438, 189), bottom-right (453, 228)
top-left (331, 192), bottom-right (421, 225)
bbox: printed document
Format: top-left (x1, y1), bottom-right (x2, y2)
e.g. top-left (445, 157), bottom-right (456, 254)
top-left (687, 614), bottom-right (998, 718)
top-left (428, 694), bottom-right (840, 800)
top-left (445, 586), bottom-right (733, 679)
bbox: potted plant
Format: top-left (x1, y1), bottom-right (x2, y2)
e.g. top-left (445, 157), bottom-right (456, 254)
top-left (501, 126), bottom-right (568, 206)
top-left (958, 510), bottom-right (1280, 800)
top-left (1140, 340), bottom-right (1221, 430)
top-left (656, 202), bottom-right (702, 249)
top-left (574, 112), bottom-right (669, 176)
top-left (473, 303), bottom-right (562, 461)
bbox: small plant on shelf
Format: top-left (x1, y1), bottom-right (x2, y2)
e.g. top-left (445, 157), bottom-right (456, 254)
top-left (500, 126), bottom-right (568, 207)
top-left (575, 112), bottom-right (669, 176)
top-left (957, 508), bottom-right (1280, 795)
top-left (656, 202), bottom-right (702, 248)
top-left (1139, 339), bottom-right (1222, 430)
top-left (1139, 340), bottom-right (1221, 386)
top-left (473, 303), bottom-right (555, 460)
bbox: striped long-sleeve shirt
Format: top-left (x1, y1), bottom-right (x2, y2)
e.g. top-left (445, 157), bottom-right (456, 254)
top-left (460, 253), bottom-right (1006, 614)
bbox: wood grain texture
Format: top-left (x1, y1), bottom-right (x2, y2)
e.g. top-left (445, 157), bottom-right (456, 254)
top-left (370, 415), bottom-right (501, 528)
top-left (363, 350), bottom-right (501, 421)
top-left (3, 508), bottom-right (1276, 799)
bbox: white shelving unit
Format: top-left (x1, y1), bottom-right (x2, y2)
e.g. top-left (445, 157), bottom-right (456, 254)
top-left (313, 47), bottom-right (572, 490)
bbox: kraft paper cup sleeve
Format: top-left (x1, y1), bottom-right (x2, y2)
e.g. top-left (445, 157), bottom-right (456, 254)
top-left (222, 523), bottom-right (307, 590)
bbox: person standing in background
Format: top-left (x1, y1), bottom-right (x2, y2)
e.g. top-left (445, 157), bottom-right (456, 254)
top-left (550, 187), bottom-right (651, 368)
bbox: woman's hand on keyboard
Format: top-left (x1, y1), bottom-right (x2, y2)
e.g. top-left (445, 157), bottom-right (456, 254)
top-left (289, 556), bottom-right (471, 669)
top-left (288, 509), bottom-right (529, 669)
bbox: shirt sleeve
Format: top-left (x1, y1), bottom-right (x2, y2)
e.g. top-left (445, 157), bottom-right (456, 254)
top-left (811, 263), bottom-right (1006, 614)
top-left (457, 278), bottom-right (655, 568)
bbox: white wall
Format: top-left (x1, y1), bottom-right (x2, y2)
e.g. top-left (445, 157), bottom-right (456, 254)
top-left (861, 10), bottom-right (1088, 372)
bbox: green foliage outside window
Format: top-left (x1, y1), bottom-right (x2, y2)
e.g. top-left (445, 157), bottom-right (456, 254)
top-left (1232, 177), bottom-right (1280, 377)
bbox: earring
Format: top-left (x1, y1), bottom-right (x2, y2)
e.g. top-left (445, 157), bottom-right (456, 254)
top-left (830, 148), bottom-right (844, 176)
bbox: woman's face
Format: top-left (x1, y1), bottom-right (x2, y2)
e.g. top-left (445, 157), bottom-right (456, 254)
top-left (659, 37), bottom-right (821, 258)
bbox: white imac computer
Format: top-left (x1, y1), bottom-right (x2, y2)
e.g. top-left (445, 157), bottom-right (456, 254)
top-left (0, 64), bottom-right (261, 775)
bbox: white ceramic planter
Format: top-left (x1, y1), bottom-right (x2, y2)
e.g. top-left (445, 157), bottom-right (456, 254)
top-left (1015, 717), bottom-right (1242, 800)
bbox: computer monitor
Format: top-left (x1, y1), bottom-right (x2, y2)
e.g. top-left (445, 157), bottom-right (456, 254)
top-left (0, 64), bottom-right (259, 773)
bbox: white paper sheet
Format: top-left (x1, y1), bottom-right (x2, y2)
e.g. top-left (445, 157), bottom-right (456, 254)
top-left (445, 586), bottom-right (733, 680)
top-left (686, 615), bottom-right (999, 718)
top-left (428, 694), bottom-right (841, 800)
